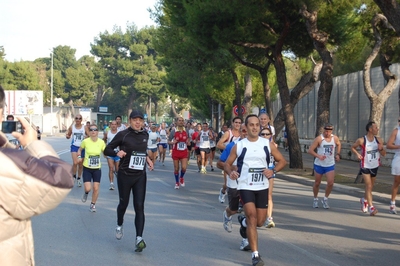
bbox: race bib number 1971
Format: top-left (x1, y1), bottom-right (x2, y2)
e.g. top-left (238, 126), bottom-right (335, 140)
top-left (247, 168), bottom-right (265, 186)
top-left (129, 151), bottom-right (146, 170)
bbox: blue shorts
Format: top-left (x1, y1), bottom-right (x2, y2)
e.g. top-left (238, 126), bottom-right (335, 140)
top-left (148, 147), bottom-right (158, 153)
top-left (107, 156), bottom-right (120, 162)
top-left (71, 145), bottom-right (85, 157)
top-left (314, 164), bottom-right (335, 175)
top-left (158, 143), bottom-right (168, 149)
top-left (82, 166), bottom-right (101, 183)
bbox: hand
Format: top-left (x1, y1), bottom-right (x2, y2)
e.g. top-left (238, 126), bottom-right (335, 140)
top-left (264, 168), bottom-right (275, 179)
top-left (116, 150), bottom-right (127, 158)
top-left (229, 171), bottom-right (240, 180)
top-left (11, 117), bottom-right (37, 148)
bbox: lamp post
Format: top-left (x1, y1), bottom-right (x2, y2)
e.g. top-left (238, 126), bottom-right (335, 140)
top-left (50, 51), bottom-right (54, 135)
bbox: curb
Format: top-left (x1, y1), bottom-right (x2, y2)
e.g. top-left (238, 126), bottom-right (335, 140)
top-left (278, 173), bottom-right (391, 205)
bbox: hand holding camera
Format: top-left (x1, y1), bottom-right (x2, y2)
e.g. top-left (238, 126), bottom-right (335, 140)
top-left (9, 117), bottom-right (37, 148)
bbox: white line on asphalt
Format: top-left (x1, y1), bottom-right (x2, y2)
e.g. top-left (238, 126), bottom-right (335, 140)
top-left (57, 149), bottom-right (70, 156)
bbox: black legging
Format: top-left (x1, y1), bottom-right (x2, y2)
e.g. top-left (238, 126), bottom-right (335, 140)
top-left (117, 170), bottom-right (147, 237)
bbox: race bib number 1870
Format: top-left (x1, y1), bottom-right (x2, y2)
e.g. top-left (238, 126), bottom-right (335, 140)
top-left (129, 151), bottom-right (146, 170)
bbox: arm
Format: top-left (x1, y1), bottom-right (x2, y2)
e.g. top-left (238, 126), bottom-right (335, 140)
top-left (351, 138), bottom-right (363, 160)
top-left (335, 136), bottom-right (342, 161)
top-left (307, 137), bottom-right (323, 160)
top-left (223, 145), bottom-right (239, 180)
top-left (66, 125), bottom-right (73, 139)
top-left (264, 144), bottom-right (287, 178)
top-left (217, 131), bottom-right (230, 150)
top-left (103, 131), bottom-right (108, 143)
top-left (386, 129), bottom-right (399, 150)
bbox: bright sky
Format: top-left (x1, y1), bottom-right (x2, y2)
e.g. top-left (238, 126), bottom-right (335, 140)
top-left (1, 0), bottom-right (158, 62)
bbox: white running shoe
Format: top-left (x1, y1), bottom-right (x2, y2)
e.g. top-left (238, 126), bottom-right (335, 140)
top-left (389, 204), bottom-right (397, 214)
top-left (223, 210), bottom-right (232, 233)
top-left (313, 198), bottom-right (319, 208)
top-left (219, 188), bottom-right (226, 203)
top-left (321, 198), bottom-right (330, 209)
top-left (360, 198), bottom-right (368, 213)
top-left (264, 217), bottom-right (275, 228)
top-left (77, 178), bottom-right (82, 187)
top-left (174, 183), bottom-right (180, 189)
top-left (109, 182), bottom-right (115, 190)
top-left (89, 203), bottom-right (96, 212)
top-left (116, 225), bottom-right (123, 240)
top-left (81, 192), bottom-right (88, 203)
top-left (239, 238), bottom-right (250, 251)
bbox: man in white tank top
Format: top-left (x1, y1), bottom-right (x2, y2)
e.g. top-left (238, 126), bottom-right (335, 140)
top-left (351, 121), bottom-right (386, 216)
top-left (103, 120), bottom-right (120, 190)
top-left (387, 118), bottom-right (400, 214)
top-left (308, 123), bottom-right (341, 209)
top-left (224, 115), bottom-right (286, 266)
top-left (197, 122), bottom-right (214, 174)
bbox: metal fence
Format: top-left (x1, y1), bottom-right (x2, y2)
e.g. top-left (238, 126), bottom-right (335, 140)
top-left (272, 63), bottom-right (400, 143)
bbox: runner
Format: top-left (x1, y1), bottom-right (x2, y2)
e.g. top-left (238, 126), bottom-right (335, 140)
top-left (103, 120), bottom-right (120, 190)
top-left (157, 122), bottom-right (169, 166)
top-left (147, 124), bottom-right (160, 167)
top-left (224, 114), bottom-right (286, 266)
top-left (192, 124), bottom-right (202, 172)
top-left (66, 114), bottom-right (89, 187)
top-left (115, 115), bottom-right (127, 132)
top-left (104, 110), bottom-right (153, 252)
top-left (351, 121), bottom-right (386, 216)
top-left (259, 112), bottom-right (275, 138)
top-left (168, 117), bottom-right (189, 189)
top-left (208, 126), bottom-right (217, 171)
top-left (307, 123), bottom-right (341, 209)
top-left (197, 122), bottom-right (213, 174)
top-left (217, 117), bottom-right (242, 203)
top-left (387, 117), bottom-right (400, 214)
top-left (77, 124), bottom-right (106, 212)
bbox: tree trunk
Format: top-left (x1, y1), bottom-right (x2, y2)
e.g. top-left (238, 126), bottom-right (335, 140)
top-left (154, 99), bottom-right (159, 123)
top-left (230, 69), bottom-right (242, 118)
top-left (243, 73), bottom-right (252, 117)
top-left (259, 62), bottom-right (274, 122)
top-left (374, 0), bottom-right (400, 37)
top-left (171, 101), bottom-right (179, 118)
top-left (274, 62), bottom-right (322, 133)
top-left (363, 14), bottom-right (397, 127)
top-left (301, 6), bottom-right (334, 137)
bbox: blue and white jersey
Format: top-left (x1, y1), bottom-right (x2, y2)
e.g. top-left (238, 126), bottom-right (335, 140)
top-left (71, 124), bottom-right (85, 147)
top-left (236, 137), bottom-right (271, 191)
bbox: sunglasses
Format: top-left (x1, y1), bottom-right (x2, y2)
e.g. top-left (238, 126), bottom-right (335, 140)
top-left (241, 130), bottom-right (247, 133)
top-left (324, 128), bottom-right (333, 130)
top-left (261, 133), bottom-right (271, 136)
top-left (75, 117), bottom-right (82, 120)
top-left (89, 128), bottom-right (98, 131)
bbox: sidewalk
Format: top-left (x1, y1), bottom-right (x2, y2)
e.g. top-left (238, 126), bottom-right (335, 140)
top-left (277, 147), bottom-right (395, 205)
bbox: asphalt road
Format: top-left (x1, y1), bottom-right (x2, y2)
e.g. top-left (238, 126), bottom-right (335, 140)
top-left (31, 136), bottom-right (400, 266)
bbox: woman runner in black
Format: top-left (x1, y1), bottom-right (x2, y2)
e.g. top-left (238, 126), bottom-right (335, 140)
top-left (104, 110), bottom-right (154, 252)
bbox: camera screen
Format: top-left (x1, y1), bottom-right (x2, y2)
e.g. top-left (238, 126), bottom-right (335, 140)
top-left (2, 121), bottom-right (18, 133)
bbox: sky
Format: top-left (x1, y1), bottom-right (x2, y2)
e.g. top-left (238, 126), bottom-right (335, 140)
top-left (1, 0), bottom-right (158, 62)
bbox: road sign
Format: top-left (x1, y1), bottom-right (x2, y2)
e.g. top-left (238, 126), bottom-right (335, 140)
top-left (233, 105), bottom-right (246, 116)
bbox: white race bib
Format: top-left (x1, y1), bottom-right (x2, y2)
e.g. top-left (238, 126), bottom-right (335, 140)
top-left (247, 168), bottom-right (266, 186)
top-left (88, 155), bottom-right (100, 168)
top-left (73, 133), bottom-right (84, 146)
top-left (367, 150), bottom-right (379, 163)
top-left (129, 151), bottom-right (146, 170)
top-left (177, 142), bottom-right (187, 151)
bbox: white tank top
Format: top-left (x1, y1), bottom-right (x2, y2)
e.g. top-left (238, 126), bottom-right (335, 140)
top-left (71, 124), bottom-right (85, 147)
top-left (199, 130), bottom-right (211, 148)
top-left (236, 137), bottom-right (270, 191)
top-left (147, 131), bottom-right (159, 149)
top-left (314, 134), bottom-right (336, 167)
top-left (159, 129), bottom-right (168, 144)
top-left (361, 136), bottom-right (380, 169)
top-left (107, 130), bottom-right (120, 153)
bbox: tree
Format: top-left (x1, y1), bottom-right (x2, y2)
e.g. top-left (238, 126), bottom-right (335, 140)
top-left (374, 0), bottom-right (400, 36)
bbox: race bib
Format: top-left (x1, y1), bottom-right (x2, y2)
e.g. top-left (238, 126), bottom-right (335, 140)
top-left (323, 144), bottom-right (334, 156)
top-left (151, 139), bottom-right (157, 144)
top-left (129, 151), bottom-right (146, 170)
top-left (161, 135), bottom-right (167, 140)
top-left (88, 155), bottom-right (100, 168)
top-left (73, 133), bottom-right (83, 146)
top-left (202, 135), bottom-right (209, 141)
top-left (247, 168), bottom-right (265, 186)
top-left (177, 142), bottom-right (187, 151)
top-left (367, 150), bottom-right (379, 162)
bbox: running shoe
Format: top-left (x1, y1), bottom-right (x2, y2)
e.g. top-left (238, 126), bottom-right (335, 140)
top-left (200, 167), bottom-right (207, 174)
top-left (369, 206), bottom-right (378, 216)
top-left (81, 192), bottom-right (88, 203)
top-left (109, 182), bottom-right (115, 190)
top-left (321, 198), bottom-right (330, 209)
top-left (174, 183), bottom-right (180, 189)
top-left (313, 198), bottom-right (319, 208)
top-left (252, 254), bottom-right (264, 266)
top-left (360, 198), bottom-right (368, 213)
top-left (389, 204), bottom-right (397, 214)
top-left (239, 238), bottom-right (250, 251)
top-left (114, 171), bottom-right (118, 178)
top-left (89, 203), bottom-right (96, 212)
top-left (219, 188), bottom-right (226, 203)
top-left (77, 178), bottom-right (82, 187)
top-left (238, 214), bottom-right (247, 238)
top-left (116, 225), bottom-right (123, 240)
top-left (223, 210), bottom-right (232, 233)
top-left (135, 238), bottom-right (146, 252)
top-left (211, 166), bottom-right (214, 171)
top-left (180, 178), bottom-right (185, 187)
top-left (264, 217), bottom-right (275, 228)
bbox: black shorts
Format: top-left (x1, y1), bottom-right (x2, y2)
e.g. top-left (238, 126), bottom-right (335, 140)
top-left (82, 166), bottom-right (102, 183)
top-left (195, 148), bottom-right (200, 155)
top-left (200, 148), bottom-right (210, 154)
top-left (239, 188), bottom-right (269, 209)
top-left (210, 147), bottom-right (216, 152)
top-left (187, 144), bottom-right (192, 150)
top-left (227, 187), bottom-right (240, 212)
top-left (360, 167), bottom-right (379, 177)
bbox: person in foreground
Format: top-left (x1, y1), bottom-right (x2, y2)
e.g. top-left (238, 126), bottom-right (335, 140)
top-left (0, 85), bottom-right (74, 265)
top-left (224, 115), bottom-right (286, 266)
top-left (104, 110), bottom-right (154, 252)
